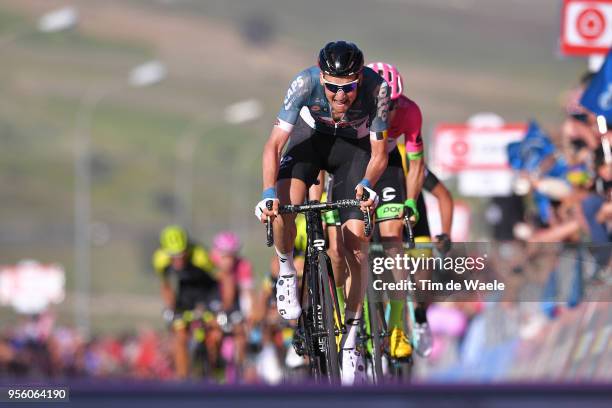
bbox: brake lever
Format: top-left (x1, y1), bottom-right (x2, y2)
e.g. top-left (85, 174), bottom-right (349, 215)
top-left (360, 188), bottom-right (372, 237)
top-left (404, 206), bottom-right (415, 249)
top-left (265, 200), bottom-right (274, 247)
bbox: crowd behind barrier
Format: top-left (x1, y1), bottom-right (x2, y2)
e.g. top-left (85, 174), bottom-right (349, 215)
top-left (1, 241), bottom-right (608, 383)
top-left (1, 68), bottom-right (611, 384)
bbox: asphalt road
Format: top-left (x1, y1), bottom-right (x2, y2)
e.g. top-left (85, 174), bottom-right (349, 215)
top-left (3, 382), bottom-right (611, 408)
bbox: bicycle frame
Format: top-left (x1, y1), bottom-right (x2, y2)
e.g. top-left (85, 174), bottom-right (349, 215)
top-left (301, 205), bottom-right (341, 381)
top-left (363, 212), bottom-right (432, 382)
top-left (304, 205), bottom-right (346, 341)
top-left (264, 197), bottom-right (371, 383)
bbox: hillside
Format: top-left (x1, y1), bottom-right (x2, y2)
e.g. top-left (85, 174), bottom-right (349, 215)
top-left (0, 0), bottom-right (586, 332)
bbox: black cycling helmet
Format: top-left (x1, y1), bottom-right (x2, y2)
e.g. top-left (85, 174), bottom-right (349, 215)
top-left (318, 41), bottom-right (364, 77)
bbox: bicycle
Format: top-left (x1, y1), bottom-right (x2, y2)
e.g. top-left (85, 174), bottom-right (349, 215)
top-left (264, 196), bottom-right (372, 383)
top-left (177, 301), bottom-right (218, 379)
top-left (364, 207), bottom-right (426, 383)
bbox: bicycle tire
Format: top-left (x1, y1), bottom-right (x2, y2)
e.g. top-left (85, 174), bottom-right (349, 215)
top-left (389, 357), bottom-right (412, 383)
top-left (190, 341), bottom-right (209, 378)
top-left (301, 255), bottom-right (322, 381)
top-left (366, 297), bottom-right (385, 383)
top-left (318, 253), bottom-right (340, 382)
top-left (365, 243), bottom-right (387, 384)
top-left (361, 299), bottom-right (374, 378)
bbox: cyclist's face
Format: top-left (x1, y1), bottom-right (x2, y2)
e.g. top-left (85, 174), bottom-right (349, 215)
top-left (171, 252), bottom-right (187, 269)
top-left (216, 252), bottom-right (236, 270)
top-left (320, 73), bottom-right (360, 115)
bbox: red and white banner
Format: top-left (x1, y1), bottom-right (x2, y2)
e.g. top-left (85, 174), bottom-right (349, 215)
top-left (561, 0), bottom-right (612, 56)
top-left (0, 260), bottom-right (65, 314)
top-left (431, 124), bottom-right (527, 173)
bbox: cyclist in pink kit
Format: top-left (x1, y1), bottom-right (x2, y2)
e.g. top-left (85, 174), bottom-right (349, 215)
top-left (366, 62), bottom-right (432, 358)
top-left (211, 231), bottom-right (254, 318)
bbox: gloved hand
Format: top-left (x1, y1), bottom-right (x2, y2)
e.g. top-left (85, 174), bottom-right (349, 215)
top-left (255, 198), bottom-right (279, 222)
top-left (435, 233), bottom-right (452, 255)
top-left (355, 182), bottom-right (379, 211)
top-left (404, 198), bottom-right (420, 224)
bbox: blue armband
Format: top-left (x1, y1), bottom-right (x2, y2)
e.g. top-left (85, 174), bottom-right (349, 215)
top-left (359, 178), bottom-right (372, 189)
top-left (262, 187), bottom-right (277, 200)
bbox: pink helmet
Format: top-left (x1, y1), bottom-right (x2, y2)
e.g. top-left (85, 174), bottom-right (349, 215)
top-left (366, 62), bottom-right (404, 100)
top-left (213, 231), bottom-right (241, 254)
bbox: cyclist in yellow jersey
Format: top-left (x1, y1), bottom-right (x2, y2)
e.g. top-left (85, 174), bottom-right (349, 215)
top-left (152, 225), bottom-right (218, 379)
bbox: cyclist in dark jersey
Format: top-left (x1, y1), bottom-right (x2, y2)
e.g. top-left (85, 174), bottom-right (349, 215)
top-left (255, 41), bottom-right (390, 385)
top-left (417, 165), bottom-right (454, 250)
top-left (401, 152), bottom-right (455, 357)
top-left (152, 225), bottom-right (218, 379)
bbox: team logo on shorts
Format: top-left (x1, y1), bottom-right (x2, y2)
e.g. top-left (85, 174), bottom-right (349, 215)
top-left (382, 187), bottom-right (396, 202)
top-left (280, 155), bottom-right (293, 169)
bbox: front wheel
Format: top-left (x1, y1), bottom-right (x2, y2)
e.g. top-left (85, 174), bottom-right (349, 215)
top-left (365, 297), bottom-right (386, 383)
top-left (318, 253), bottom-right (341, 382)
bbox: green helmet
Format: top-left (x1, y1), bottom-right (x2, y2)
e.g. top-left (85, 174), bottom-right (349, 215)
top-left (160, 225), bottom-right (188, 255)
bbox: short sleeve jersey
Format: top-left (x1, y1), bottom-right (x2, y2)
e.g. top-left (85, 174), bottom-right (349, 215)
top-left (385, 95), bottom-right (423, 154)
top-left (210, 250), bottom-right (254, 290)
top-left (276, 66), bottom-right (390, 139)
top-left (152, 244), bottom-right (216, 286)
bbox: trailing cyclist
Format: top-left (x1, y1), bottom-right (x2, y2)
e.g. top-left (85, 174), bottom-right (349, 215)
top-left (210, 231), bottom-right (254, 379)
top-left (366, 62), bottom-right (426, 360)
top-left (211, 231), bottom-right (254, 319)
top-left (152, 225), bottom-right (218, 379)
top-left (400, 155), bottom-right (454, 357)
top-left (255, 40), bottom-right (390, 384)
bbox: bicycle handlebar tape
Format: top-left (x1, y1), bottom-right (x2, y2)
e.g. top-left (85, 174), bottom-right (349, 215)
top-left (266, 200), bottom-right (274, 247)
top-left (404, 214), bottom-right (415, 249)
top-left (360, 189), bottom-right (372, 237)
top-left (364, 213), bottom-right (372, 237)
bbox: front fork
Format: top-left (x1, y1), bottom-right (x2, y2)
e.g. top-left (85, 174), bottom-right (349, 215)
top-left (306, 207), bottom-right (346, 339)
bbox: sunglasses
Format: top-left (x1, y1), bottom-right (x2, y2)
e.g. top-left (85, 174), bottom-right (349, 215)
top-left (323, 78), bottom-right (359, 94)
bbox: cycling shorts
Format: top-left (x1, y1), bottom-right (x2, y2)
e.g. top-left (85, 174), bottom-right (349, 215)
top-left (174, 285), bottom-right (219, 315)
top-left (374, 148), bottom-right (406, 223)
top-left (278, 117), bottom-right (372, 224)
top-left (323, 208), bottom-right (341, 226)
top-left (171, 285), bottom-right (219, 331)
top-left (321, 185), bottom-right (341, 227)
top-left (412, 194), bottom-right (430, 237)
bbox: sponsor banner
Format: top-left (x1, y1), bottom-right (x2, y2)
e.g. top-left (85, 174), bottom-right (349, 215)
top-left (432, 124), bottom-right (527, 173)
top-left (0, 260), bottom-right (65, 314)
top-left (561, 0), bottom-right (612, 56)
top-left (458, 169), bottom-right (516, 197)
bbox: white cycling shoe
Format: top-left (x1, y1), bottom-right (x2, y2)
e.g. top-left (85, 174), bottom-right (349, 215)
top-left (413, 322), bottom-right (434, 357)
top-left (341, 348), bottom-right (367, 386)
top-left (276, 274), bottom-right (301, 320)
